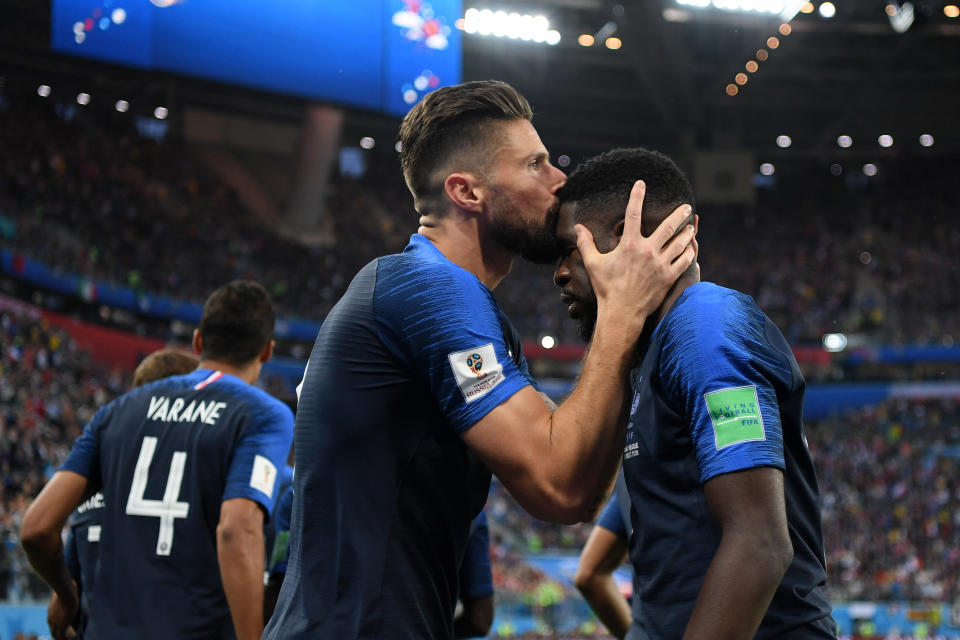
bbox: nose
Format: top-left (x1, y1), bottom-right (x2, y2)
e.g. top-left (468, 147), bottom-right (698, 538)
top-left (550, 165), bottom-right (566, 194)
top-left (553, 259), bottom-right (570, 288)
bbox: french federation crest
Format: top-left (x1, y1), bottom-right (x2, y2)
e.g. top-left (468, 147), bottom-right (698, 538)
top-left (466, 353), bottom-right (484, 377)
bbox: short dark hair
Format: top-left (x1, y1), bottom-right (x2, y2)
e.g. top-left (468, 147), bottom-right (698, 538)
top-left (133, 349), bottom-right (199, 388)
top-left (198, 280), bottom-right (275, 366)
top-left (398, 80), bottom-right (533, 215)
top-left (558, 147), bottom-right (695, 236)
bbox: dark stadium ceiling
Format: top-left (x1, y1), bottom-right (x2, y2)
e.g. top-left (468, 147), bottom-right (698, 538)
top-left (1, 0), bottom-right (958, 158)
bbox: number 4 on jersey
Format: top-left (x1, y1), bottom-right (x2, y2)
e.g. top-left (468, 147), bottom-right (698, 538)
top-left (125, 436), bottom-right (190, 556)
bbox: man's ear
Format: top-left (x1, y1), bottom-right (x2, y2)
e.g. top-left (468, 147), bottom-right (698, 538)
top-left (192, 329), bottom-right (203, 356)
top-left (443, 172), bottom-right (484, 214)
top-left (259, 339), bottom-right (275, 364)
top-left (611, 218), bottom-right (626, 248)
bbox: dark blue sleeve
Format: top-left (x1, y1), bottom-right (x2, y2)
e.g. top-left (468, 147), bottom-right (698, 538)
top-left (59, 404), bottom-right (112, 489)
top-left (222, 397), bottom-right (295, 518)
top-left (458, 511), bottom-right (493, 600)
top-left (596, 496), bottom-right (627, 540)
top-left (65, 528), bottom-right (81, 585)
top-left (268, 485), bottom-right (294, 576)
top-left (375, 259), bottom-right (535, 433)
top-left (659, 292), bottom-right (786, 484)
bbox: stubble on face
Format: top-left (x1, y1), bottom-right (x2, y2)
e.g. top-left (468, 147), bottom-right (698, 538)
top-left (487, 186), bottom-right (562, 265)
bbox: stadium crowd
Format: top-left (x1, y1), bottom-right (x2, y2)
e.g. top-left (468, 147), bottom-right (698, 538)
top-left (5, 288), bottom-right (959, 612)
top-left (0, 302), bottom-right (128, 602)
top-left (2, 86), bottom-right (960, 638)
top-left (1, 92), bottom-right (958, 349)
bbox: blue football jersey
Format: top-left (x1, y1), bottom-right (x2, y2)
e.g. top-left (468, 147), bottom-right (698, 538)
top-left (65, 491), bottom-right (105, 638)
top-left (459, 511), bottom-right (493, 601)
top-left (622, 282), bottom-right (836, 640)
top-left (268, 482), bottom-right (294, 577)
top-left (265, 234), bottom-right (534, 639)
top-left (596, 470), bottom-right (631, 542)
top-left (60, 369), bottom-right (294, 640)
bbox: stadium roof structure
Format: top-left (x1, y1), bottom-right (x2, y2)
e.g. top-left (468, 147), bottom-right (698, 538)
top-left (1, 0), bottom-right (957, 158)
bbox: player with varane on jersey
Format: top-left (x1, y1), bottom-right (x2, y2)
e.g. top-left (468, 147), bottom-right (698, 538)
top-left (20, 281), bottom-right (294, 640)
top-left (51, 348), bottom-right (200, 639)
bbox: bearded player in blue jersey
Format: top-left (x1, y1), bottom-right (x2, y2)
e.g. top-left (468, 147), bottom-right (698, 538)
top-left (265, 81), bottom-right (697, 639)
top-left (553, 148), bottom-right (837, 640)
top-left (21, 281), bottom-right (294, 640)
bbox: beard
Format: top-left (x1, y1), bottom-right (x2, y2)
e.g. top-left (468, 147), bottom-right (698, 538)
top-left (573, 297), bottom-right (598, 343)
top-left (488, 188), bottom-right (561, 265)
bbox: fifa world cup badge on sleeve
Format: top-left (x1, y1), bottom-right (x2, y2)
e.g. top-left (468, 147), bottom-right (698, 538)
top-left (703, 385), bottom-right (766, 449)
top-left (251, 455), bottom-right (278, 497)
top-left (447, 344), bottom-right (505, 403)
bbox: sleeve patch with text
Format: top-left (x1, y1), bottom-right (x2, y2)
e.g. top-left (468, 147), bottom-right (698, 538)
top-left (447, 343), bottom-right (505, 404)
top-left (250, 455), bottom-right (278, 498)
top-left (703, 385), bottom-right (766, 450)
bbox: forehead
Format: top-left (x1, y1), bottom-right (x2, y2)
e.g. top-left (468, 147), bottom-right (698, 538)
top-left (491, 118), bottom-right (546, 159)
top-left (556, 202), bottom-right (579, 240)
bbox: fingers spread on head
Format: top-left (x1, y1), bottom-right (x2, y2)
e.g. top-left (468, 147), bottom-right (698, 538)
top-left (574, 224), bottom-right (600, 263)
top-left (621, 180), bottom-right (647, 242)
top-left (653, 204), bottom-right (692, 248)
top-left (671, 243), bottom-right (696, 276)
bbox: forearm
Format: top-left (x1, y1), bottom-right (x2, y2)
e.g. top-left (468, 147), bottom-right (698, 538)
top-left (546, 315), bottom-right (639, 515)
top-left (218, 526), bottom-right (266, 640)
top-left (22, 531), bottom-right (75, 602)
top-left (682, 535), bottom-right (790, 640)
top-left (579, 575), bottom-right (631, 640)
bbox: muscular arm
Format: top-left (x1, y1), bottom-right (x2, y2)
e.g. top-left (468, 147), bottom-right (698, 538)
top-left (217, 498), bottom-right (266, 640)
top-left (465, 185), bottom-right (696, 523)
top-left (575, 526), bottom-right (631, 639)
top-left (682, 467), bottom-right (793, 640)
top-left (20, 471), bottom-right (88, 640)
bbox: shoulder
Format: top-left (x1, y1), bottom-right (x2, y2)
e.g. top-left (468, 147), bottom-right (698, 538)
top-left (222, 378), bottom-right (295, 425)
top-left (659, 283), bottom-right (765, 354)
top-left (373, 240), bottom-right (501, 344)
top-left (376, 237), bottom-right (494, 309)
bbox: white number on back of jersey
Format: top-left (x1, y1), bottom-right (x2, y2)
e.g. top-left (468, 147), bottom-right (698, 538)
top-left (125, 436), bottom-right (190, 556)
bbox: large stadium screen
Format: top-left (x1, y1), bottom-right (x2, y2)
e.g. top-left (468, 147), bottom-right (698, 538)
top-left (50, 0), bottom-right (462, 116)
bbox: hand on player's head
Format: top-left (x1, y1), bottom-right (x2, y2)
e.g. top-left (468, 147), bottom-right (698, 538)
top-left (574, 180), bottom-right (695, 334)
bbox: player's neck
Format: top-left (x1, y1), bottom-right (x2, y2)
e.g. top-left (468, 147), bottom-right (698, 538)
top-left (196, 359), bottom-right (261, 386)
top-left (418, 215), bottom-right (513, 290)
top-left (654, 266), bottom-right (701, 326)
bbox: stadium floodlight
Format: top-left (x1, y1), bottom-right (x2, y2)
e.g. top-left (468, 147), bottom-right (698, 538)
top-left (837, 135), bottom-right (853, 148)
top-left (674, 0), bottom-right (806, 20)
top-left (822, 333), bottom-right (847, 352)
top-left (760, 163), bottom-right (775, 175)
top-left (37, 84), bottom-right (51, 97)
top-left (154, 107), bottom-right (169, 120)
top-left (76, 92), bottom-right (91, 106)
top-left (115, 100), bottom-right (129, 112)
top-left (818, 2), bottom-right (836, 18)
top-left (360, 137), bottom-right (375, 150)
top-left (540, 335), bottom-right (556, 349)
top-left (776, 135), bottom-right (792, 148)
top-left (462, 8), bottom-right (560, 45)
top-left (862, 163), bottom-right (878, 176)
top-left (878, 134), bottom-right (894, 148)
top-left (919, 134), bottom-right (934, 147)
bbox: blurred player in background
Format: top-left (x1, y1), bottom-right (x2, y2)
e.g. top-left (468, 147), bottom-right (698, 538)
top-left (52, 349), bottom-right (199, 638)
top-left (454, 510), bottom-right (495, 639)
top-left (574, 473), bottom-right (632, 640)
top-left (553, 148), bottom-right (836, 639)
top-left (265, 80), bottom-right (696, 639)
top-left (21, 280), bottom-right (294, 640)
